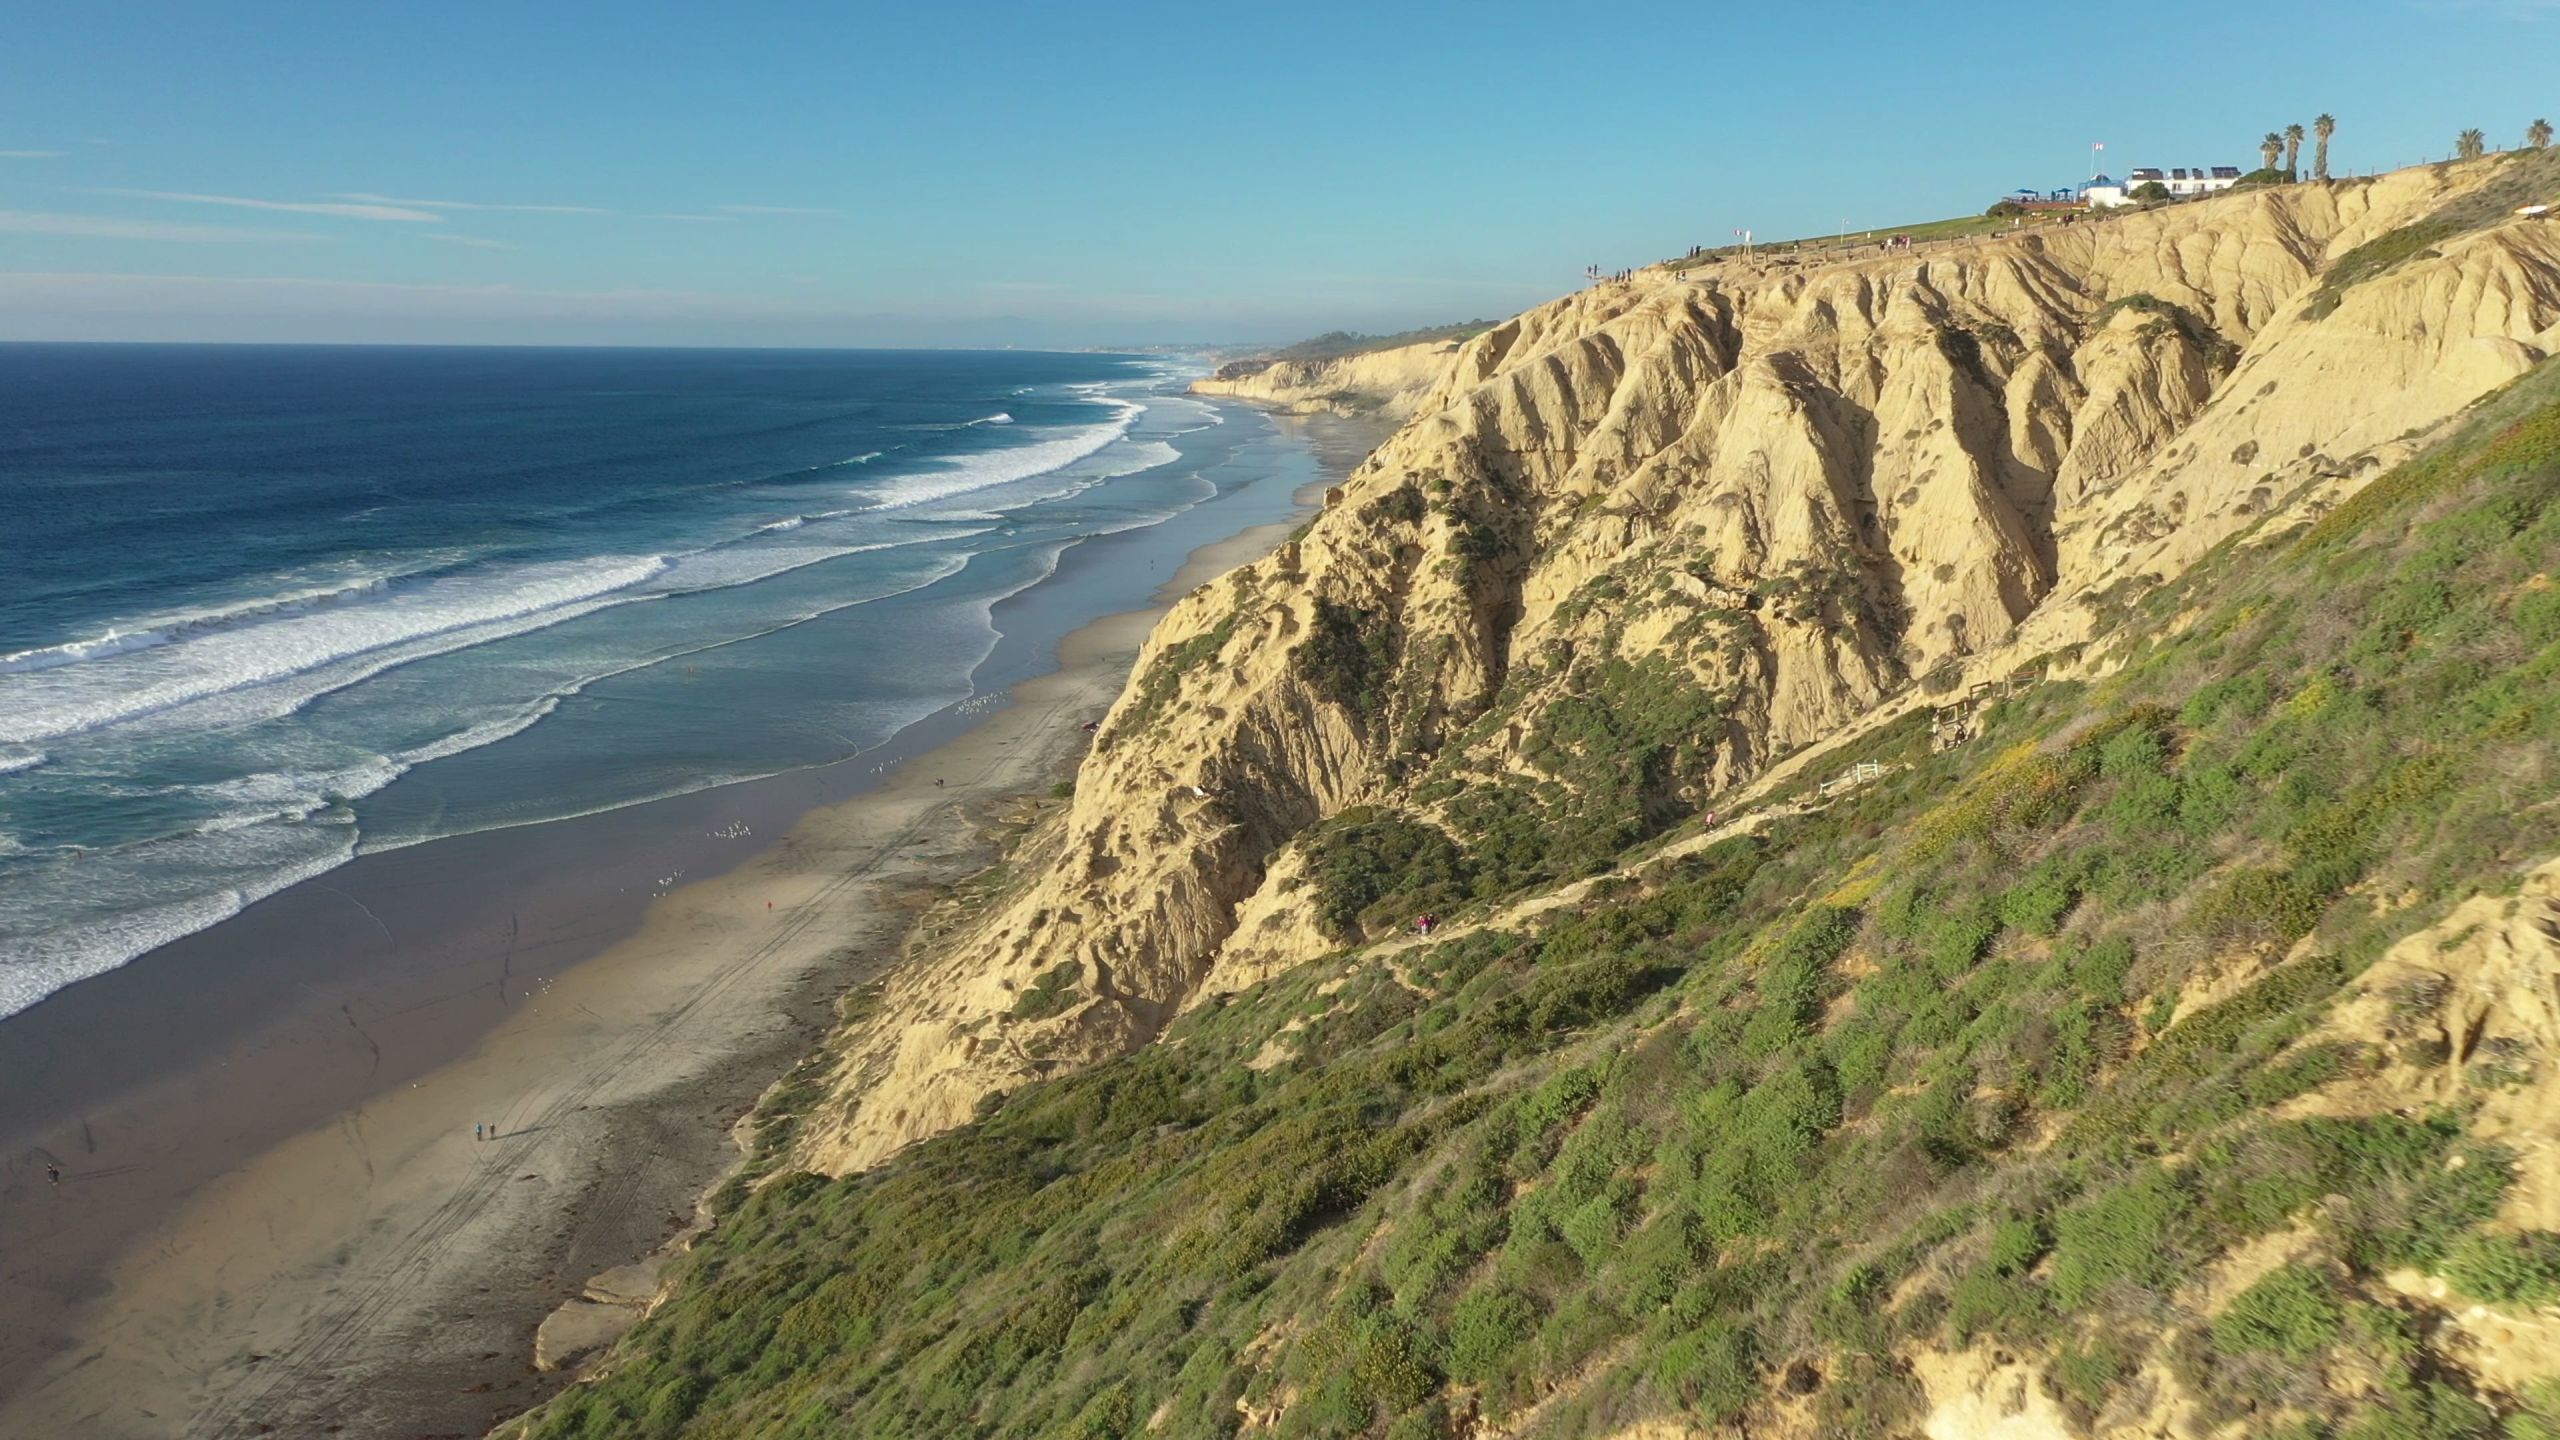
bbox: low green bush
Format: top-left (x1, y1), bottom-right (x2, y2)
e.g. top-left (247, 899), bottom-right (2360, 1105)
top-left (2438, 1230), bottom-right (2560, 1304)
top-left (2211, 1264), bottom-right (2344, 1356)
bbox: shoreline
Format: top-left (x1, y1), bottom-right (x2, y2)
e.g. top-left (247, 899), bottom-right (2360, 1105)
top-left (0, 404), bottom-right (1388, 1439)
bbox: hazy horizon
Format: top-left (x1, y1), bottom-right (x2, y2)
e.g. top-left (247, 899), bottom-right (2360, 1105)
top-left (6, 0), bottom-right (2557, 348)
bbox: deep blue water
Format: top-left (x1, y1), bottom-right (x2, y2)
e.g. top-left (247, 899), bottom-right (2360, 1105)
top-left (0, 344), bottom-right (1299, 1016)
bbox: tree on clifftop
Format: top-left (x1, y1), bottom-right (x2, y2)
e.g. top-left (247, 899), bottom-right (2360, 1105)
top-left (2531, 118), bottom-right (2554, 151)
top-left (2260, 132), bottom-right (2284, 171)
top-left (2457, 128), bottom-right (2487, 161)
top-left (2314, 113), bottom-right (2336, 179)
top-left (2284, 123), bottom-right (2305, 178)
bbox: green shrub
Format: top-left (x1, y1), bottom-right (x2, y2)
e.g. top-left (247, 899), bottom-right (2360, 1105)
top-left (2050, 1335), bottom-right (2135, 1416)
top-left (1121, 617), bottom-right (1238, 729)
top-left (1649, 1319), bottom-right (1757, 1419)
top-left (1300, 808), bottom-right (1469, 941)
top-left (1364, 483), bottom-right (1427, 525)
top-left (1984, 1215), bottom-right (2047, 1274)
top-left (1947, 1267), bottom-right (2035, 1341)
top-left (1010, 960), bottom-right (1083, 1020)
top-left (2211, 1264), bottom-right (2344, 1355)
top-left (1997, 862), bottom-right (2082, 935)
top-left (1445, 1286), bottom-right (1537, 1384)
top-left (2051, 1169), bottom-right (2188, 1308)
top-left (2437, 1230), bottom-right (2560, 1304)
top-left (2307, 219), bottom-right (2459, 319)
top-left (2510, 1379), bottom-right (2560, 1440)
top-left (1302, 597), bottom-right (1398, 722)
top-left (2188, 866), bottom-right (2326, 947)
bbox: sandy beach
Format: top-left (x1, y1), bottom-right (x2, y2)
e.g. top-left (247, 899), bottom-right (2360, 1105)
top-left (0, 410), bottom-right (1385, 1439)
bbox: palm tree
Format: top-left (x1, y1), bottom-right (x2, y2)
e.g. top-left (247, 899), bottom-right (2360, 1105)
top-left (2457, 128), bottom-right (2486, 161)
top-left (2284, 123), bottom-right (2305, 177)
top-left (2313, 113), bottom-right (2336, 180)
top-left (2261, 132), bottom-right (2284, 171)
top-left (2531, 118), bottom-right (2554, 151)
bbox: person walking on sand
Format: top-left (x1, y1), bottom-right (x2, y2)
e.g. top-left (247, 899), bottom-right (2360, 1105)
top-left (475, 1124), bottom-right (485, 1142)
top-left (46, 1162), bottom-right (61, 1190)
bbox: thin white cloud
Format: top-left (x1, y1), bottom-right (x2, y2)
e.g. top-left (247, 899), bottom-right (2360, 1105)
top-left (0, 210), bottom-right (323, 243)
top-left (0, 271), bottom-right (794, 324)
top-left (717, 204), bottom-right (833, 216)
top-left (96, 189), bottom-right (443, 222)
top-left (0, 150), bottom-right (64, 159)
top-left (641, 212), bottom-right (736, 223)
top-left (422, 233), bottom-right (515, 250)
top-left (341, 192), bottom-right (612, 215)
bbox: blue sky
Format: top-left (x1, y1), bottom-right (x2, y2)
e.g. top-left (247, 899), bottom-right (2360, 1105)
top-left (1, 0), bottom-right (2553, 347)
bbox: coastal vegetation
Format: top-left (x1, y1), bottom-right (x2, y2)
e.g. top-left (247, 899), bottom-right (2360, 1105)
top-left (519, 354), bottom-right (2560, 1439)
top-left (1264, 324), bottom-right (1497, 364)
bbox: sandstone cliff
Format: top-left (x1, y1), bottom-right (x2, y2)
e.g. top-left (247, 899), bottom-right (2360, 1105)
top-left (1190, 336), bottom-right (1466, 418)
top-left (795, 156), bottom-right (2560, 1178)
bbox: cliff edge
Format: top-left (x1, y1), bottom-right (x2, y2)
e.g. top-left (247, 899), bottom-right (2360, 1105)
top-left (1190, 336), bottom-right (1468, 418)
top-left (796, 156), bottom-right (2560, 1179)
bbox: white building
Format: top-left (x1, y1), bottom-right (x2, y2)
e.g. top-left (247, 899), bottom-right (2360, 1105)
top-left (2084, 165), bottom-right (2243, 208)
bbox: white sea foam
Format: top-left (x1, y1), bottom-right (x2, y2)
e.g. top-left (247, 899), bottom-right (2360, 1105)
top-left (646, 539), bottom-right (912, 596)
top-left (0, 371), bottom-right (1196, 1016)
top-left (0, 828), bottom-right (359, 1018)
top-left (975, 437), bottom-right (1183, 515)
top-left (0, 555), bottom-right (672, 746)
top-left (967, 412), bottom-right (1014, 426)
top-left (354, 548), bottom-right (985, 855)
top-left (0, 570), bottom-right (420, 676)
top-left (863, 400), bottom-right (1145, 511)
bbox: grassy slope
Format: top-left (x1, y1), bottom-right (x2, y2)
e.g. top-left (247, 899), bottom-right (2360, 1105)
top-left (519, 359), bottom-right (2560, 1440)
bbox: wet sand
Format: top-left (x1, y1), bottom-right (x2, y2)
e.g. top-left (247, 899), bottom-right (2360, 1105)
top-left (0, 407), bottom-right (1388, 1439)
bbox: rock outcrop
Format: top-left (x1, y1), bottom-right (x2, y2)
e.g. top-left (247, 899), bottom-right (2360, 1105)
top-left (1189, 336), bottom-right (1466, 418)
top-left (795, 158), bottom-right (2560, 1178)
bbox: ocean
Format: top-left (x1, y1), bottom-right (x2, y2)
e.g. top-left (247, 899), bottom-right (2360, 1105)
top-left (0, 344), bottom-right (1308, 1018)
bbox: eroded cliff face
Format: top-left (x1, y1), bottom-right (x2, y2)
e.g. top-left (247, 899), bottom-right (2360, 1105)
top-left (794, 160), bottom-right (2560, 1177)
top-left (1190, 337), bottom-right (1464, 418)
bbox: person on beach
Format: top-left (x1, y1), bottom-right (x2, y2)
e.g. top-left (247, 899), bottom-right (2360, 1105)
top-left (475, 1124), bottom-right (485, 1142)
top-left (46, 1162), bottom-right (61, 1189)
